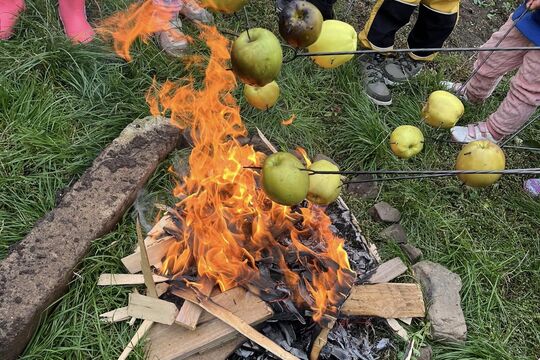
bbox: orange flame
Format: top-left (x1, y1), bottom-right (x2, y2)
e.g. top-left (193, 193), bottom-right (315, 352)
top-left (97, 0), bottom-right (192, 61)
top-left (105, 3), bottom-right (354, 322)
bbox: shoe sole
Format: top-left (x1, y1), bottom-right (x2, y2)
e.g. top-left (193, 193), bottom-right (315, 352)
top-left (366, 93), bottom-right (392, 106)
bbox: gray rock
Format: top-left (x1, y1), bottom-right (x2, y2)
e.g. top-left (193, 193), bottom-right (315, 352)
top-left (368, 201), bottom-right (401, 223)
top-left (400, 243), bottom-right (423, 264)
top-left (413, 261), bottom-right (467, 344)
top-left (380, 224), bottom-right (407, 244)
top-left (418, 345), bottom-right (432, 360)
top-left (346, 174), bottom-right (379, 200)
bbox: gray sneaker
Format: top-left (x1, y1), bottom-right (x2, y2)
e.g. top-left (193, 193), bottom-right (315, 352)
top-left (359, 54), bottom-right (392, 106)
top-left (158, 17), bottom-right (189, 57)
top-left (383, 54), bottom-right (423, 85)
top-left (180, 0), bottom-right (214, 24)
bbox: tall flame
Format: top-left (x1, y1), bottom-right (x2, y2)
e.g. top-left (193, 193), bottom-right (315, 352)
top-left (103, 3), bottom-right (354, 322)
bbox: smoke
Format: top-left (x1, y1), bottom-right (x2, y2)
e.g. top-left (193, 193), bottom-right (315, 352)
top-left (134, 188), bottom-right (155, 233)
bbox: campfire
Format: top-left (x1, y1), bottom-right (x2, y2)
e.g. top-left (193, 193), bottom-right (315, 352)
top-left (96, 3), bottom-right (425, 359)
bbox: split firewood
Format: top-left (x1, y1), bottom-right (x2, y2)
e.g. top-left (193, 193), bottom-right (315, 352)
top-left (175, 278), bottom-right (214, 330)
top-left (97, 274), bottom-right (169, 286)
top-left (100, 307), bottom-right (131, 323)
top-left (118, 319), bottom-right (154, 360)
top-left (118, 218), bottom-right (161, 360)
top-left (144, 215), bottom-right (173, 245)
top-left (309, 315), bottom-right (336, 360)
top-left (185, 336), bottom-right (247, 360)
top-left (155, 282), bottom-right (170, 297)
top-left (342, 284), bottom-right (425, 318)
top-left (127, 293), bottom-right (179, 325)
top-left (361, 257), bottom-right (407, 284)
top-left (121, 236), bottom-right (175, 274)
top-left (386, 318), bottom-right (409, 340)
top-left (172, 287), bottom-right (299, 360)
top-left (147, 287), bottom-right (273, 359)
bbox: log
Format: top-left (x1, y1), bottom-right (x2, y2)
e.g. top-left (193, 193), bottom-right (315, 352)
top-left (361, 257), bottom-right (407, 284)
top-left (121, 236), bottom-right (175, 273)
top-left (342, 284), bottom-right (425, 318)
top-left (97, 274), bottom-right (168, 286)
top-left (147, 288), bottom-right (273, 360)
top-left (173, 288), bottom-right (299, 360)
top-left (0, 116), bottom-right (184, 360)
top-left (127, 293), bottom-right (178, 325)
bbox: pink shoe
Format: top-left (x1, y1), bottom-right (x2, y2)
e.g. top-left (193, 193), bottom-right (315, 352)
top-left (450, 122), bottom-right (499, 144)
top-left (0, 0), bottom-right (25, 40)
top-left (58, 0), bottom-right (95, 43)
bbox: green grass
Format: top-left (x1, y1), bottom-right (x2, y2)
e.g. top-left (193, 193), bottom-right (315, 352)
top-left (0, 0), bottom-right (538, 359)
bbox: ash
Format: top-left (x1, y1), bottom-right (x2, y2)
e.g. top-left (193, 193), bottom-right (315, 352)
top-left (229, 200), bottom-right (387, 360)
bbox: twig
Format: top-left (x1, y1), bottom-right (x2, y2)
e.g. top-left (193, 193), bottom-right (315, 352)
top-left (137, 218), bottom-right (158, 298)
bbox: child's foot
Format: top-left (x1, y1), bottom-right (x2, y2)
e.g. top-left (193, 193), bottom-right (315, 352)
top-left (58, 0), bottom-right (95, 43)
top-left (0, 0), bottom-right (25, 40)
top-left (359, 54), bottom-right (392, 106)
top-left (450, 122), bottom-right (499, 143)
top-left (180, 0), bottom-right (213, 24)
top-left (158, 17), bottom-right (189, 57)
top-left (383, 54), bottom-right (423, 85)
top-left (440, 80), bottom-right (468, 101)
top-left (524, 178), bottom-right (540, 197)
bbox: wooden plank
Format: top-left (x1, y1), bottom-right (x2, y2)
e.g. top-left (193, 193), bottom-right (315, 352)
top-left (121, 236), bottom-right (175, 273)
top-left (342, 284), bottom-right (425, 318)
top-left (156, 282), bottom-right (169, 297)
top-left (185, 336), bottom-right (246, 360)
top-left (100, 307), bottom-right (130, 323)
top-left (361, 257), bottom-right (407, 284)
top-left (173, 288), bottom-right (299, 360)
top-left (147, 288), bottom-right (273, 360)
top-left (97, 274), bottom-right (168, 286)
top-left (127, 293), bottom-right (178, 325)
top-left (137, 218), bottom-right (158, 298)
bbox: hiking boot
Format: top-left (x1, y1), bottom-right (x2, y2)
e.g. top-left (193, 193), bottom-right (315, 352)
top-left (158, 16), bottom-right (189, 57)
top-left (359, 54), bottom-right (392, 106)
top-left (180, 0), bottom-right (214, 24)
top-left (383, 54), bottom-right (423, 85)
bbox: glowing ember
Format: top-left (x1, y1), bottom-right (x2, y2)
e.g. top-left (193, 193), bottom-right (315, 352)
top-left (103, 2), bottom-right (354, 322)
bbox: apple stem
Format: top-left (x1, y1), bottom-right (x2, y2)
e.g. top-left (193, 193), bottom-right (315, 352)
top-left (243, 7), bottom-right (252, 42)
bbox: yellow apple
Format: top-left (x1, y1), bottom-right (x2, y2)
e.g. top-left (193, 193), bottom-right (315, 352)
top-left (262, 152), bottom-right (309, 206)
top-left (422, 90), bottom-right (464, 129)
top-left (307, 160), bottom-right (341, 205)
top-left (243, 81), bottom-right (280, 110)
top-left (389, 125), bottom-right (425, 159)
top-left (455, 140), bottom-right (506, 188)
top-left (307, 20), bottom-right (357, 69)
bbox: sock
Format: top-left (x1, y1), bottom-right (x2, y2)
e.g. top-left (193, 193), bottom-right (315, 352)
top-left (0, 0), bottom-right (25, 40)
top-left (58, 0), bottom-right (95, 43)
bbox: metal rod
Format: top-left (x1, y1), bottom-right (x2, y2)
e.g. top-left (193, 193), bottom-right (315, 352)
top-left (283, 46), bottom-right (540, 63)
top-left (303, 168), bottom-right (540, 176)
top-left (343, 171), bottom-right (537, 184)
top-left (500, 114), bottom-right (539, 146)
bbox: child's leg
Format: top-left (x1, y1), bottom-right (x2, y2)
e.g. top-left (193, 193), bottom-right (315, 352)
top-left (58, 0), bottom-right (95, 43)
top-left (486, 49), bottom-right (540, 138)
top-left (0, 0), bottom-right (25, 40)
top-left (464, 15), bottom-right (529, 103)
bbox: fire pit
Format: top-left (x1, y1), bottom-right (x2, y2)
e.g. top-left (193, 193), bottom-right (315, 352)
top-left (95, 6), bottom-right (425, 359)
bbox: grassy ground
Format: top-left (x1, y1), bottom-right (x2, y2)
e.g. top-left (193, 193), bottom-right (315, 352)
top-left (1, 0), bottom-right (539, 359)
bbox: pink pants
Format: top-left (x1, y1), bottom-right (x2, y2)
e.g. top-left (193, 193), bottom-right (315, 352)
top-left (464, 15), bottom-right (540, 138)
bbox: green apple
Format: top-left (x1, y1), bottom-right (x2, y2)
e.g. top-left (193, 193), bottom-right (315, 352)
top-left (389, 125), bottom-right (425, 159)
top-left (244, 81), bottom-right (280, 110)
top-left (231, 28), bottom-right (283, 87)
top-left (201, 0), bottom-right (248, 14)
top-left (278, 0), bottom-right (323, 48)
top-left (307, 160), bottom-right (341, 205)
top-left (262, 152), bottom-right (309, 206)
